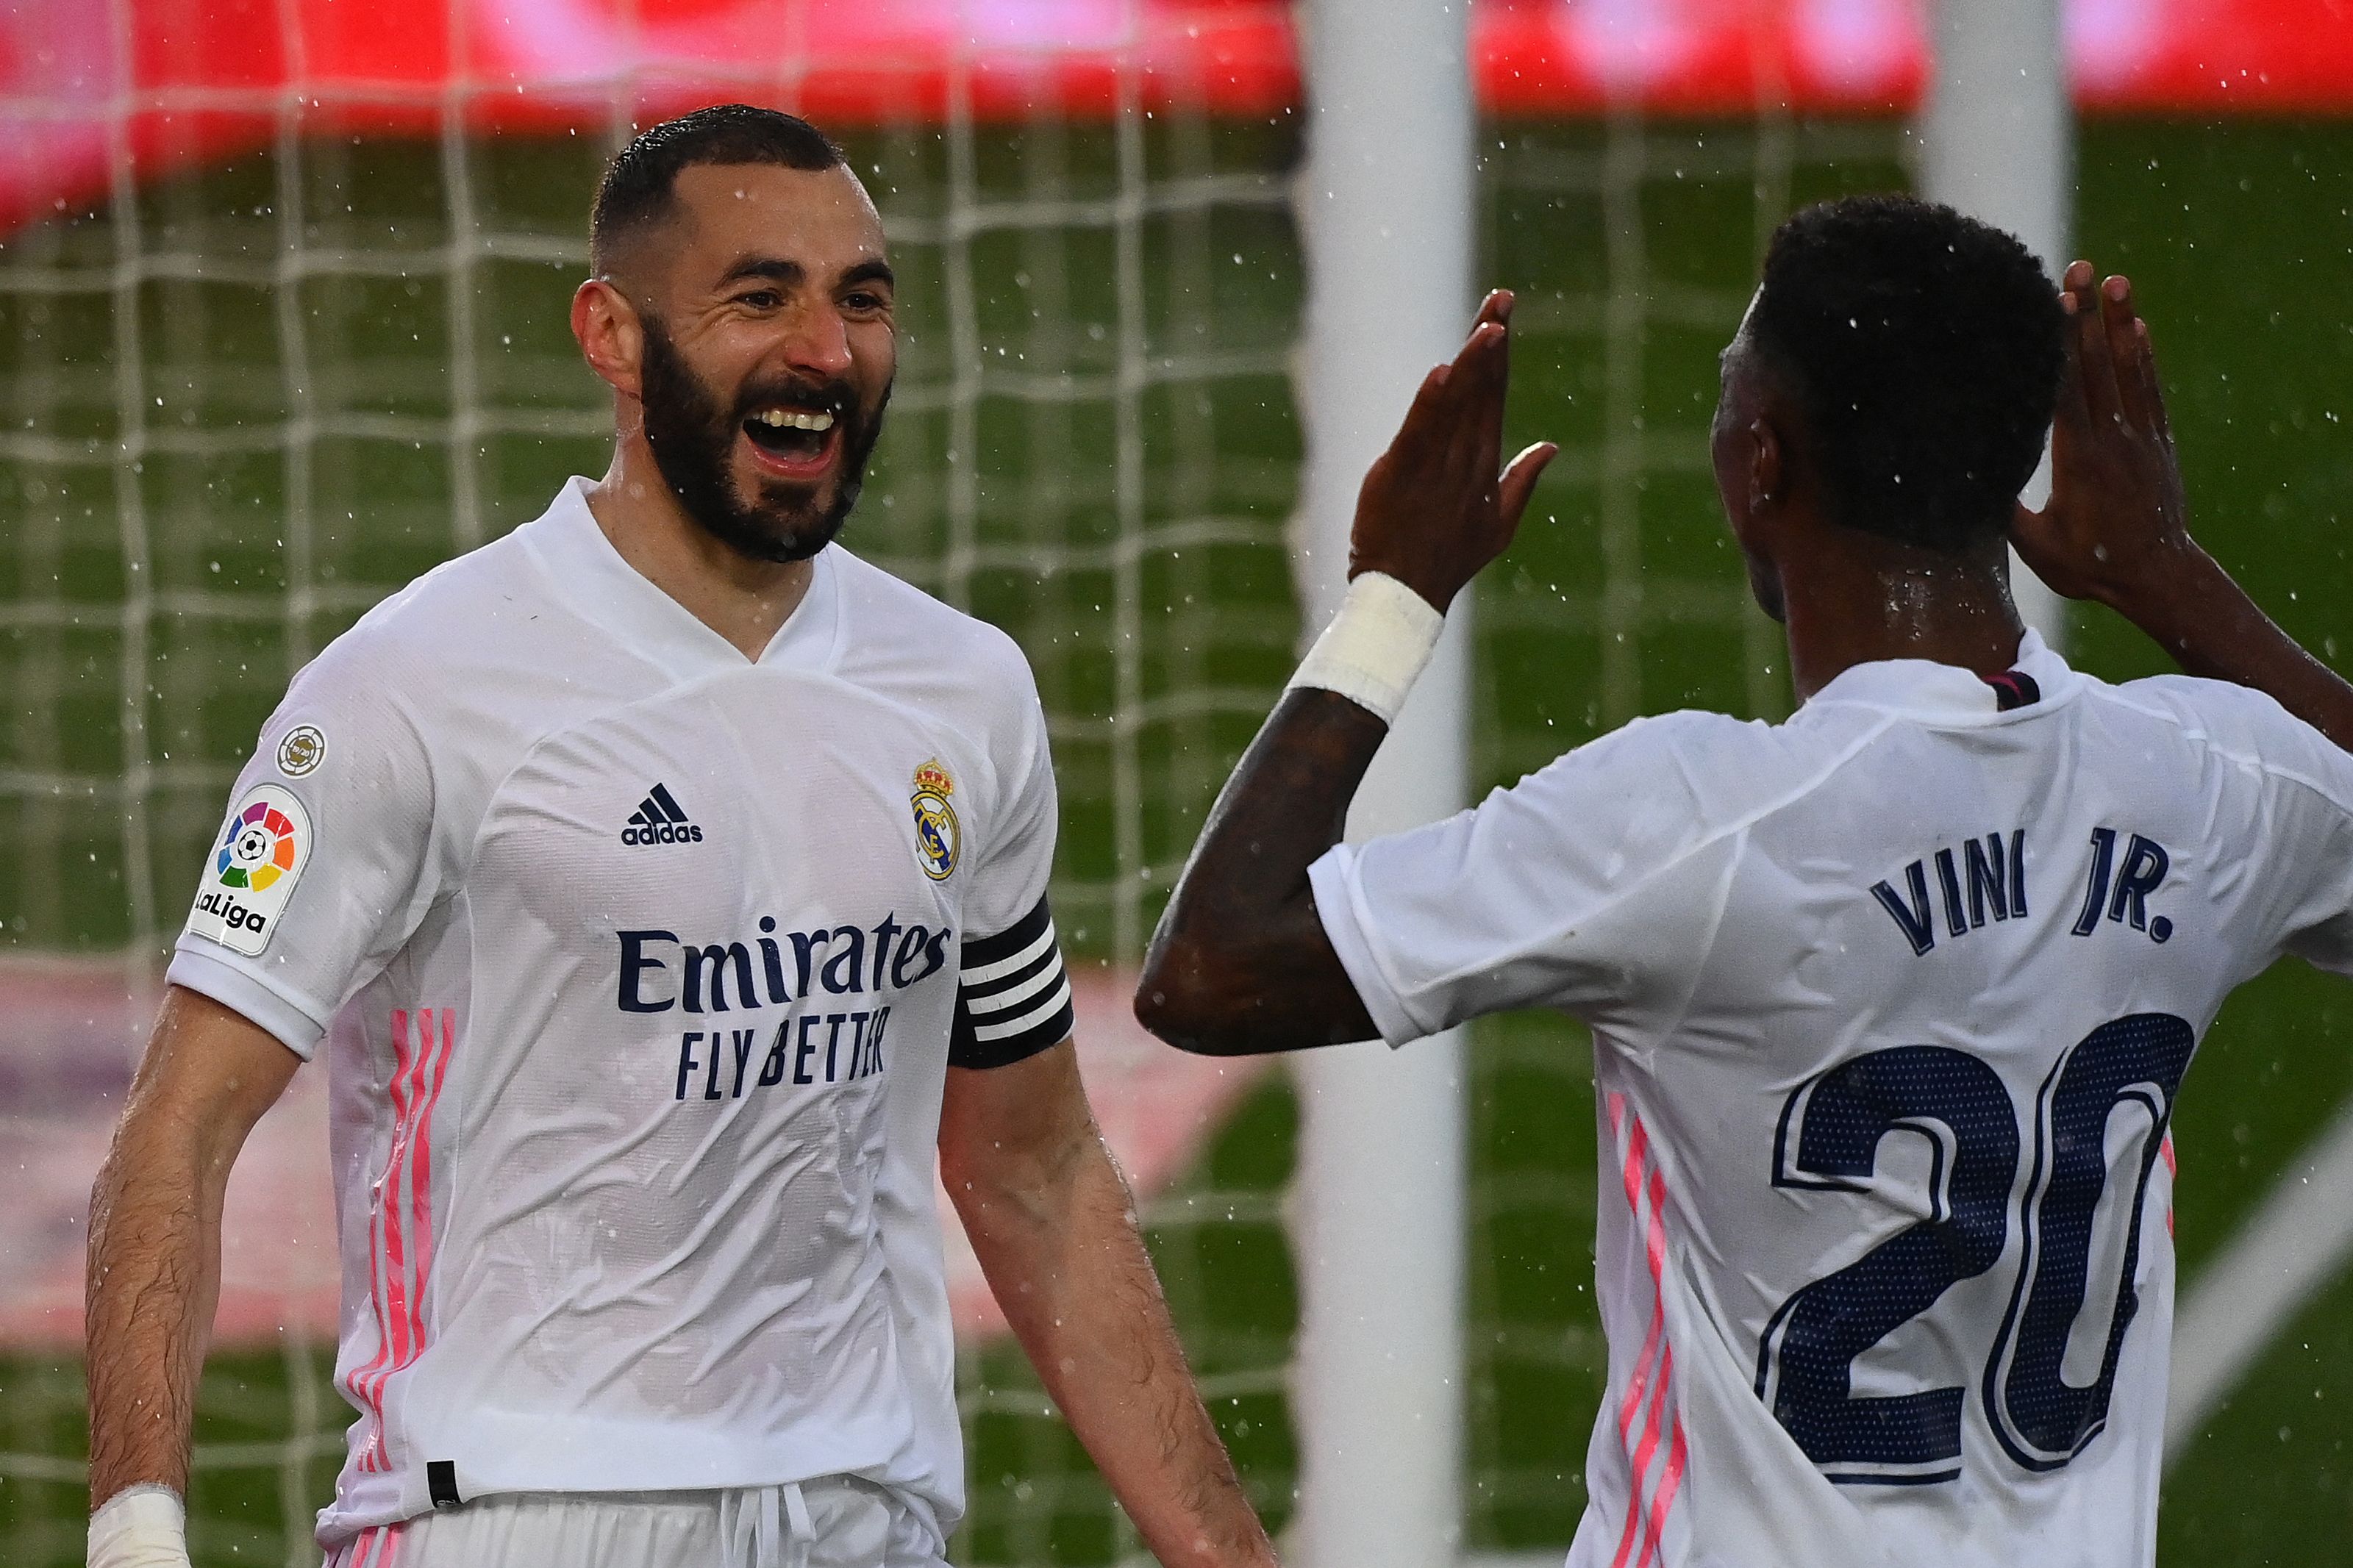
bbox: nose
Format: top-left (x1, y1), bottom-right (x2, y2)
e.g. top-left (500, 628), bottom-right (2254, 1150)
top-left (776, 297), bottom-right (854, 382)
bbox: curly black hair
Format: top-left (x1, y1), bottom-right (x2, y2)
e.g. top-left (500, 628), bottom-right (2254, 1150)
top-left (1748, 195), bottom-right (2065, 553)
top-left (590, 104), bottom-right (845, 275)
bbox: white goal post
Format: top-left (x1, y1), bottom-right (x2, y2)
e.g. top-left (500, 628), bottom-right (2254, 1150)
top-left (1920, 0), bottom-right (2072, 650)
top-left (1283, 4), bottom-right (2077, 1564)
top-left (1288, 3), bottom-right (1474, 1567)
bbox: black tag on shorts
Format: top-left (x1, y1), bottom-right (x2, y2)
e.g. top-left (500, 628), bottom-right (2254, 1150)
top-left (426, 1460), bottom-right (463, 1510)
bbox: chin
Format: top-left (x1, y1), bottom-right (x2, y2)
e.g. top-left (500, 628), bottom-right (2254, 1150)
top-left (750, 517), bottom-right (843, 563)
top-left (735, 484), bottom-right (843, 556)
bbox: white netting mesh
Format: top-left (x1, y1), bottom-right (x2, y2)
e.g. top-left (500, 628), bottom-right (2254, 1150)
top-left (1459, 110), bottom-right (1904, 1549)
top-left (0, 16), bottom-right (1911, 1564)
top-left (0, 49), bottom-right (1305, 1568)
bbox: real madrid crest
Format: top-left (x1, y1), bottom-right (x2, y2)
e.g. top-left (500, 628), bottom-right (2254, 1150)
top-left (911, 759), bottom-right (960, 881)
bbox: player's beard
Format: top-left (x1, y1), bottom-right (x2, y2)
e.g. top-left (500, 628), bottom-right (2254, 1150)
top-left (635, 315), bottom-right (890, 565)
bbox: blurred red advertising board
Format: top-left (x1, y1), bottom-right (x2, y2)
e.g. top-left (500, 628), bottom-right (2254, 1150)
top-left (5, 1), bottom-right (2353, 232)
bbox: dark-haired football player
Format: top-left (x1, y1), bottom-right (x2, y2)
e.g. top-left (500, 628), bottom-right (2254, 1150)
top-left (1143, 196), bottom-right (2353, 1568)
top-left (87, 105), bottom-right (1274, 1568)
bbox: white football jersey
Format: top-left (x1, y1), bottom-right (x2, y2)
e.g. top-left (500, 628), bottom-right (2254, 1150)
top-left (1310, 631), bottom-right (2353, 1568)
top-left (169, 479), bottom-right (1076, 1553)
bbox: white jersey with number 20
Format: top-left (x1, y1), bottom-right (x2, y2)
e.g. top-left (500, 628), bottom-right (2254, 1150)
top-left (1310, 631), bottom-right (2353, 1568)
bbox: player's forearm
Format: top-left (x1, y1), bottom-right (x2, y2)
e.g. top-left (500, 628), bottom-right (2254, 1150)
top-left (87, 989), bottom-right (293, 1513)
top-left (1136, 688), bottom-right (1386, 1053)
top-left (2109, 543), bottom-right (2353, 754)
top-left (85, 1109), bottom-right (231, 1505)
top-left (953, 1135), bottom-right (1276, 1568)
top-left (1143, 298), bottom-right (1550, 1054)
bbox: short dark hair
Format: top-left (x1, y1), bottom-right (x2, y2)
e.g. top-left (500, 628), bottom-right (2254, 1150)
top-left (1749, 194), bottom-right (2063, 552)
top-left (590, 104), bottom-right (845, 274)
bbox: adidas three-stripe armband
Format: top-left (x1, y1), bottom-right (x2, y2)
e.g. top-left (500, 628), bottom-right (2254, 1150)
top-left (950, 895), bottom-right (1076, 1068)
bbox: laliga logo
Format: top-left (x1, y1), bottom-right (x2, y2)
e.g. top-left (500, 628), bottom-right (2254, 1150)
top-left (911, 759), bottom-right (960, 881)
top-left (217, 798), bottom-right (299, 892)
top-left (190, 784), bottom-right (311, 957)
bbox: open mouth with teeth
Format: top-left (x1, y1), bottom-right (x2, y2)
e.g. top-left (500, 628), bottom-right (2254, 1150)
top-left (742, 404), bottom-right (840, 470)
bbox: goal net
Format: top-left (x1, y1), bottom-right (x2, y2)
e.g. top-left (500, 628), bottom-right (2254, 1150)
top-left (0, 9), bottom-right (1311, 1563)
top-left (1464, 109), bottom-right (1906, 1550)
top-left (0, 4), bottom-right (1915, 1566)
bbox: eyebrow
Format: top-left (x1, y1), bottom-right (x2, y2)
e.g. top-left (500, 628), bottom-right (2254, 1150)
top-left (717, 256), bottom-right (804, 289)
top-left (713, 256), bottom-right (894, 294)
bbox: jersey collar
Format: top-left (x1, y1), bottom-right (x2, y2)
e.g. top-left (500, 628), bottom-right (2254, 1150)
top-left (524, 476), bottom-right (843, 679)
top-left (1801, 627), bottom-right (2082, 725)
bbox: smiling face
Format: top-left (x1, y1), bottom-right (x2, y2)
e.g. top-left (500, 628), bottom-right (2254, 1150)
top-left (618, 161), bottom-right (896, 563)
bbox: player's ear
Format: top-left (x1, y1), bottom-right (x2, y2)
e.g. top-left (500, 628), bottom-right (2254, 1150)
top-left (1747, 414), bottom-right (1785, 515)
top-left (572, 278), bottom-right (644, 399)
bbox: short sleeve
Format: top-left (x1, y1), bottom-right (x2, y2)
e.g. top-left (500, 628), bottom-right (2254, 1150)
top-left (2280, 863), bottom-right (2353, 976)
top-left (166, 642), bottom-right (440, 1059)
top-left (2233, 704), bottom-right (2353, 978)
top-left (1309, 713), bottom-right (1762, 1046)
top-left (949, 673), bottom-right (1074, 1067)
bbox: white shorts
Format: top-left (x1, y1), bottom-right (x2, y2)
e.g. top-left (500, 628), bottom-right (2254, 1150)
top-left (322, 1476), bottom-right (949, 1568)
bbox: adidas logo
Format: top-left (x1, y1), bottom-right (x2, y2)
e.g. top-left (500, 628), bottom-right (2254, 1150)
top-left (621, 784), bottom-right (705, 847)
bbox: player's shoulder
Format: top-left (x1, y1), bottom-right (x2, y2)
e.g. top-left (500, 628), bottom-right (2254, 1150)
top-left (1602, 705), bottom-right (1788, 759)
top-left (1593, 705), bottom-right (1823, 783)
top-left (267, 526), bottom-right (576, 787)
top-left (2099, 666), bottom-right (2301, 737)
top-left (285, 533), bottom-right (529, 700)
top-left (303, 527), bottom-right (543, 683)
top-left (2092, 668), bottom-right (2353, 807)
top-left (824, 545), bottom-right (1040, 708)
top-left (1519, 706), bottom-right (1818, 831)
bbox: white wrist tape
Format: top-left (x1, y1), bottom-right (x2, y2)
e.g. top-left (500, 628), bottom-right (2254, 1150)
top-left (1288, 571), bottom-right (1445, 724)
top-left (88, 1485), bottom-right (190, 1568)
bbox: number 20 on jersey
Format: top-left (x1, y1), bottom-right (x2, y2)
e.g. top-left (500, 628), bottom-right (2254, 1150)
top-left (1755, 1014), bottom-right (2194, 1483)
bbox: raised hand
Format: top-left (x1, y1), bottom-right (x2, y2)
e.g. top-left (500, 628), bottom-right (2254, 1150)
top-left (1348, 290), bottom-right (1559, 612)
top-left (2011, 262), bottom-right (2200, 611)
top-left (2010, 262), bottom-right (2353, 753)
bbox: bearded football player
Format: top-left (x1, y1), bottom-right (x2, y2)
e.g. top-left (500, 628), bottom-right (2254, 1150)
top-left (85, 105), bottom-right (1275, 1568)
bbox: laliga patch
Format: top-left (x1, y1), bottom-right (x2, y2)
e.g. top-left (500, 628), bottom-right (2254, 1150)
top-left (187, 784), bottom-right (313, 956)
top-left (911, 759), bottom-right (960, 881)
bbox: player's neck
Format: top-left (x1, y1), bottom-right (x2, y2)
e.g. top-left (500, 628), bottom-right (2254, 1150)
top-left (585, 448), bottom-right (815, 662)
top-left (1780, 542), bottom-right (2028, 702)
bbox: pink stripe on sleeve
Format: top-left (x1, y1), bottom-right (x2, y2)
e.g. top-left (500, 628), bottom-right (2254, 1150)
top-left (1638, 1419), bottom-right (1690, 1568)
top-left (346, 1008), bottom-right (420, 1472)
top-left (2162, 1131), bottom-right (2178, 1235)
top-left (340, 1520), bottom-right (403, 1568)
top-left (1607, 1102), bottom-right (1691, 1568)
top-left (377, 1009), bottom-right (429, 1372)
top-left (363, 1009), bottom-right (431, 1467)
top-left (355, 1007), bottom-right (459, 1473)
top-left (1615, 1164), bottom-right (1676, 1568)
top-left (402, 1009), bottom-right (457, 1360)
top-left (1615, 1116), bottom-right (1663, 1439)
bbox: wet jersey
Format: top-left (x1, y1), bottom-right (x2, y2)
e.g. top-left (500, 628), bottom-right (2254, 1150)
top-left (1310, 630), bottom-right (2353, 1568)
top-left (168, 479), bottom-right (1076, 1552)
